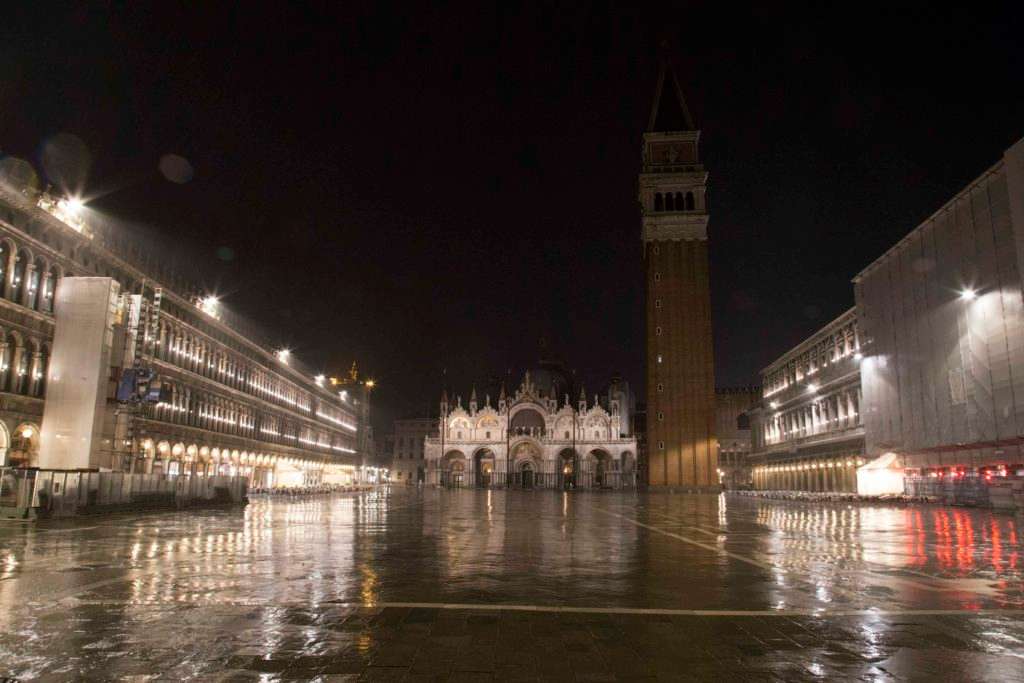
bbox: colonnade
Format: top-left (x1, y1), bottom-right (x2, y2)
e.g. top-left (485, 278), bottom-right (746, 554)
top-left (752, 456), bottom-right (865, 493)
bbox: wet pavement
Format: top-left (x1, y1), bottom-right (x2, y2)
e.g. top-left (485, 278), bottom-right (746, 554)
top-left (1, 488), bottom-right (1023, 680)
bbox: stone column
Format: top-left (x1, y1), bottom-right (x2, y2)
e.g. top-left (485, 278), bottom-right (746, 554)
top-left (10, 345), bottom-right (24, 394)
top-left (21, 263), bottom-right (36, 308)
top-left (28, 351), bottom-right (42, 396)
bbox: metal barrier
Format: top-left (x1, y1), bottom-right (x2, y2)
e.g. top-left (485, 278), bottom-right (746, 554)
top-left (903, 475), bottom-right (995, 507)
top-left (0, 467), bottom-right (37, 516)
top-left (1, 467), bottom-right (248, 518)
top-left (435, 466), bottom-right (637, 490)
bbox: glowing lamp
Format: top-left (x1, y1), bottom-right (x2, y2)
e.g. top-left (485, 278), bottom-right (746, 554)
top-left (21, 426), bottom-right (34, 439)
top-left (62, 197), bottom-right (84, 215)
top-left (960, 289), bottom-right (977, 301)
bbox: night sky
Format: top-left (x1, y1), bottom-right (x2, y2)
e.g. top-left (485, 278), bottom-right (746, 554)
top-left (3, 3), bottom-right (1023, 431)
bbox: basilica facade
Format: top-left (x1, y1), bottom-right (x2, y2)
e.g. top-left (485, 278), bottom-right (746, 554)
top-left (424, 370), bottom-right (638, 489)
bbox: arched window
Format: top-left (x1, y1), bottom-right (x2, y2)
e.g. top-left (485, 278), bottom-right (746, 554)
top-left (11, 248), bottom-right (29, 304)
top-left (27, 258), bottom-right (45, 310)
top-left (41, 266), bottom-right (58, 313)
top-left (34, 346), bottom-right (48, 397)
top-left (0, 335), bottom-right (11, 391)
top-left (654, 193), bottom-right (663, 211)
top-left (15, 341), bottom-right (29, 394)
top-left (685, 191), bottom-right (695, 210)
top-left (0, 241), bottom-right (8, 298)
top-left (674, 192), bottom-right (684, 210)
top-left (664, 193), bottom-right (674, 211)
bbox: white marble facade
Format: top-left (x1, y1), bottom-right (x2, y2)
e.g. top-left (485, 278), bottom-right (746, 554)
top-left (424, 371), bottom-right (638, 489)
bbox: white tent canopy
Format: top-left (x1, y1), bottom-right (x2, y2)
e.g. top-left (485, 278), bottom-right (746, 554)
top-left (856, 452), bottom-right (905, 496)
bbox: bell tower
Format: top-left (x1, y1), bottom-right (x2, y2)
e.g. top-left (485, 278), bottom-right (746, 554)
top-left (641, 55), bottom-right (716, 488)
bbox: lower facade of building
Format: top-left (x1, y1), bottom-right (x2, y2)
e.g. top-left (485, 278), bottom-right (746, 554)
top-left (426, 440), bottom-right (638, 490)
top-left (750, 440), bottom-right (866, 493)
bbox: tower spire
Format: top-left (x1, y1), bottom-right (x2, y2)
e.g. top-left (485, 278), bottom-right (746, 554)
top-left (647, 47), bottom-right (695, 132)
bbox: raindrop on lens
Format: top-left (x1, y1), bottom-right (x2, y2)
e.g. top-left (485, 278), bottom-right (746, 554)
top-left (159, 154), bottom-right (194, 184)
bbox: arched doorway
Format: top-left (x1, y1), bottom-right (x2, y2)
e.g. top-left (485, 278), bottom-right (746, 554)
top-left (558, 448), bottom-right (576, 489)
top-left (9, 423), bottom-right (39, 468)
top-left (519, 461), bottom-right (535, 489)
top-left (442, 451), bottom-right (467, 488)
top-left (473, 448), bottom-right (495, 488)
top-left (511, 440), bottom-right (541, 488)
top-left (588, 449), bottom-right (611, 488)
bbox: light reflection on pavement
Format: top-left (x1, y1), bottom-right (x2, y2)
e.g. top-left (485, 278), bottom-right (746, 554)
top-left (0, 488), bottom-right (1022, 680)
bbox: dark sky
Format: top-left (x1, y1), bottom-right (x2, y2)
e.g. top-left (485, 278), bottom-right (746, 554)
top-left (3, 3), bottom-right (1023, 432)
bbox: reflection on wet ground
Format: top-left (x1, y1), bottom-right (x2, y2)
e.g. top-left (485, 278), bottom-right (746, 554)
top-left (0, 489), bottom-right (1022, 680)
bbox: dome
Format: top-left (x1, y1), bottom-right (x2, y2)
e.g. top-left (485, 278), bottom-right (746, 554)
top-left (527, 360), bottom-right (573, 400)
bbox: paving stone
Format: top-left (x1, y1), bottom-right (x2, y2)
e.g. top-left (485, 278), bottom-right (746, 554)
top-left (0, 490), bottom-right (1022, 680)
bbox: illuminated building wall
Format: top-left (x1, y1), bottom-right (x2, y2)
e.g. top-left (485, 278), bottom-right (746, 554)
top-left (0, 183), bottom-right (369, 483)
top-left (855, 136), bottom-right (1024, 474)
top-left (749, 309), bottom-right (865, 492)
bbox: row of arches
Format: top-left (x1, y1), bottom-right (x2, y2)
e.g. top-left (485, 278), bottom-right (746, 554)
top-left (143, 380), bottom-right (355, 455)
top-left (136, 439), bottom-right (323, 485)
top-left (438, 447), bottom-right (636, 489)
top-left (2, 189), bottom-right (357, 468)
top-left (0, 328), bottom-right (49, 398)
top-left (653, 191), bottom-right (695, 212)
top-left (0, 238), bottom-right (67, 314)
top-left (153, 318), bottom-right (352, 430)
top-left (446, 408), bottom-right (617, 442)
top-left (2, 207), bottom-right (349, 425)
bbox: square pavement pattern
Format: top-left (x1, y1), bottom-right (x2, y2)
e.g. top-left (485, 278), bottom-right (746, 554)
top-left (0, 489), bottom-right (1022, 680)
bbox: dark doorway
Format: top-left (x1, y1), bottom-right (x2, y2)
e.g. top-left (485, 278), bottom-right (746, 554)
top-left (521, 462), bottom-right (534, 489)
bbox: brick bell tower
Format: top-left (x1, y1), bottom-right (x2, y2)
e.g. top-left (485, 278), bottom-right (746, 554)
top-left (641, 56), bottom-right (716, 488)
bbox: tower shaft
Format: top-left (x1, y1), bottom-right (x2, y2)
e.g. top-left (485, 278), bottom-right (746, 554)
top-left (641, 61), bottom-right (716, 488)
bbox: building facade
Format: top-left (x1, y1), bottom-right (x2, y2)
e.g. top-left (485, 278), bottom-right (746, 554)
top-left (715, 387), bottom-right (758, 489)
top-left (0, 176), bottom-right (370, 487)
top-left (424, 370), bottom-right (638, 489)
top-left (388, 417), bottom-right (436, 484)
top-left (856, 137), bottom-right (1024, 478)
top-left (642, 59), bottom-right (717, 488)
top-left (749, 308), bottom-right (866, 492)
